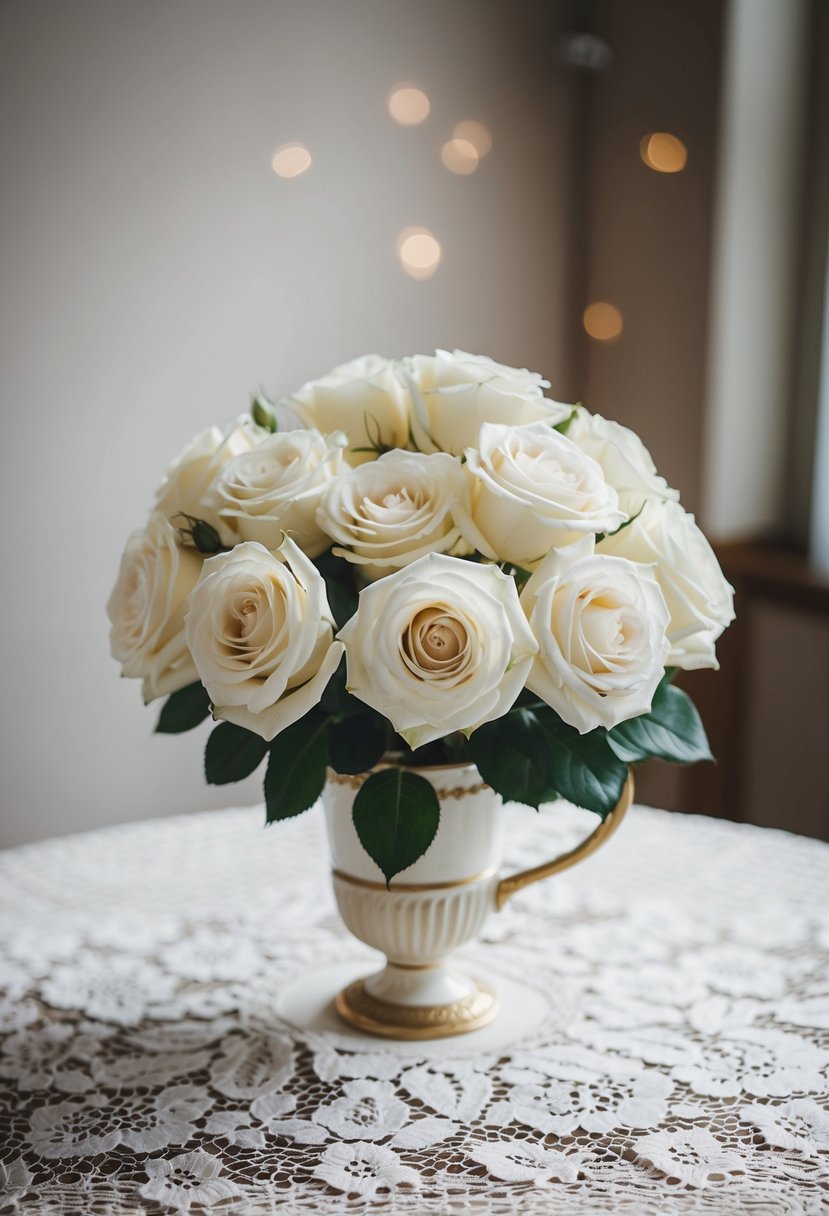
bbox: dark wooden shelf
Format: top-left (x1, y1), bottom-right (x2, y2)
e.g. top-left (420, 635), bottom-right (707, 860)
top-left (714, 538), bottom-right (829, 616)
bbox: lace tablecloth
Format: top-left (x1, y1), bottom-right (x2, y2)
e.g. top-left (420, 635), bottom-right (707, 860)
top-left (1, 800), bottom-right (828, 1215)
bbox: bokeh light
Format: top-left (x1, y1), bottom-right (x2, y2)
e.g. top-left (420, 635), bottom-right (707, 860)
top-left (441, 138), bottom-right (479, 175)
top-left (388, 86), bottom-right (431, 126)
top-left (583, 302), bottom-right (624, 342)
top-left (640, 132), bottom-right (687, 173)
top-left (453, 120), bottom-right (492, 157)
top-left (271, 143), bottom-right (312, 178)
top-left (397, 227), bottom-right (442, 280)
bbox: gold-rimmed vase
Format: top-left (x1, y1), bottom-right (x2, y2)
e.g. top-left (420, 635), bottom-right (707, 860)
top-left (322, 762), bottom-right (633, 1040)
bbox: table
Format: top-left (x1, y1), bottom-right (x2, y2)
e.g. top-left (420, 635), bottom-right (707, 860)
top-left (1, 800), bottom-right (828, 1214)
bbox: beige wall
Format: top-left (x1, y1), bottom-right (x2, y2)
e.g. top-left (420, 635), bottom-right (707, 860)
top-left (0, 0), bottom-right (573, 846)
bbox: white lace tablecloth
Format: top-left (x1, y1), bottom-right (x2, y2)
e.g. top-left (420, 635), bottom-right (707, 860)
top-left (1, 801), bottom-right (828, 1215)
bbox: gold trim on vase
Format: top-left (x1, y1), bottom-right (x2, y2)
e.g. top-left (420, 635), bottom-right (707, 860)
top-left (335, 977), bottom-right (499, 1039)
top-left (385, 960), bottom-right (445, 971)
top-left (332, 865), bottom-right (497, 893)
top-left (323, 773), bottom-right (491, 802)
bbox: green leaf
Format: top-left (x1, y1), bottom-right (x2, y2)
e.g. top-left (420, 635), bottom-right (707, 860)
top-left (205, 722), bottom-right (269, 785)
top-left (155, 682), bottom-right (211, 734)
top-left (319, 659), bottom-right (349, 716)
top-left (191, 519), bottom-right (223, 553)
top-left (599, 503), bottom-right (644, 544)
top-left (352, 768), bottom-right (440, 885)
top-left (313, 551), bottom-right (359, 630)
top-left (328, 712), bottom-right (388, 775)
top-left (534, 708), bottom-right (628, 818)
top-left (554, 405), bottom-right (578, 434)
top-left (264, 711), bottom-right (329, 822)
top-left (607, 679), bottom-right (712, 765)
top-left (252, 393), bottom-right (278, 432)
top-left (170, 513), bottom-right (224, 554)
top-left (469, 710), bottom-right (557, 809)
top-left (390, 732), bottom-right (473, 769)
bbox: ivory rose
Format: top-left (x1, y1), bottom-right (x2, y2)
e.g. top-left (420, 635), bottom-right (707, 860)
top-left (107, 512), bottom-right (203, 703)
top-left (404, 349), bottom-right (570, 455)
top-left (289, 354), bottom-right (410, 465)
top-left (206, 428), bottom-right (346, 557)
top-left (155, 416), bottom-right (264, 537)
top-left (566, 407), bottom-right (679, 514)
top-left (184, 539), bottom-right (344, 741)
top-left (521, 538), bottom-right (670, 733)
top-left (338, 552), bottom-right (538, 749)
top-left (316, 450), bottom-right (467, 580)
top-left (597, 499), bottom-right (735, 670)
top-left (455, 421), bottom-right (626, 566)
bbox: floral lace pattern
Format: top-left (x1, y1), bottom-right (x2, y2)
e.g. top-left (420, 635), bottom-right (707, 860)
top-left (1, 803), bottom-right (828, 1214)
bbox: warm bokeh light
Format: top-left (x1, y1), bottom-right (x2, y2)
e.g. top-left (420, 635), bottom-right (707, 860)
top-left (271, 143), bottom-right (312, 178)
top-left (441, 138), bottom-right (479, 175)
top-left (583, 302), bottom-right (624, 342)
top-left (453, 120), bottom-right (492, 157)
top-left (640, 132), bottom-right (687, 174)
top-left (397, 227), bottom-right (441, 280)
top-left (388, 86), bottom-right (431, 125)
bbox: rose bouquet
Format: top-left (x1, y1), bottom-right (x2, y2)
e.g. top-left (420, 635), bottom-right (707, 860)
top-left (108, 351), bottom-right (734, 884)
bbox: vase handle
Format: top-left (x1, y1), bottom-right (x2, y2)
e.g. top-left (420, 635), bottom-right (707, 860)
top-left (494, 772), bottom-right (634, 912)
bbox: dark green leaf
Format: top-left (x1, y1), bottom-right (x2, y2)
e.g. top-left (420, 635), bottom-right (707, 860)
top-left (328, 712), bottom-right (388, 775)
top-left (469, 710), bottom-right (557, 809)
top-left (534, 708), bottom-right (628, 818)
top-left (607, 679), bottom-right (712, 765)
top-left (352, 768), bottom-right (440, 885)
top-left (313, 552), bottom-right (359, 630)
top-left (155, 682), bottom-right (211, 734)
top-left (319, 663), bottom-right (376, 724)
top-left (264, 711), bottom-right (329, 822)
top-left (170, 514), bottom-right (224, 554)
top-left (319, 658), bottom-right (349, 715)
top-left (390, 732), bottom-right (473, 768)
top-left (191, 519), bottom-right (223, 553)
top-left (205, 722), bottom-right (269, 785)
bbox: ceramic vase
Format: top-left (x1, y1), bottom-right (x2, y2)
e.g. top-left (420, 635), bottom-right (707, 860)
top-left (322, 762), bottom-right (633, 1040)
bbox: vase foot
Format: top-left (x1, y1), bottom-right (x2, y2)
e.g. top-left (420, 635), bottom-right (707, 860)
top-left (276, 961), bottom-right (559, 1054)
top-left (334, 974), bottom-right (499, 1040)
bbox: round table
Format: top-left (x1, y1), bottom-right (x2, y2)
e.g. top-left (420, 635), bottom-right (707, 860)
top-left (1, 800), bottom-right (828, 1214)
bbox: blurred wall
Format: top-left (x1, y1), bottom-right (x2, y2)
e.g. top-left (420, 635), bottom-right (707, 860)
top-left (0, 0), bottom-right (574, 846)
top-left (579, 0), bottom-right (724, 517)
top-left (564, 0), bottom-right (725, 814)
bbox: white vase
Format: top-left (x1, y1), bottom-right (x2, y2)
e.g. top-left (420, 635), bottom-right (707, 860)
top-left (322, 762), bottom-right (632, 1040)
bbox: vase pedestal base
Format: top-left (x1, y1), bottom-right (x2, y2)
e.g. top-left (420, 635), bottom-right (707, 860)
top-left (335, 971), bottom-right (499, 1040)
top-left (276, 960), bottom-right (560, 1054)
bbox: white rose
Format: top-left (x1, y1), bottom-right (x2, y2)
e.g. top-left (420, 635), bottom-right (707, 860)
top-left (338, 552), bottom-right (538, 749)
top-left (316, 450), bottom-right (467, 580)
top-left (566, 407), bottom-right (679, 514)
top-left (155, 416), bottom-right (265, 536)
top-left (597, 499), bottom-right (735, 670)
top-left (455, 421), bottom-right (626, 567)
top-left (288, 354), bottom-right (410, 466)
top-left (404, 349), bottom-right (570, 455)
top-left (521, 537), bottom-right (670, 733)
top-left (184, 538), bottom-right (344, 741)
top-left (205, 429), bottom-right (346, 557)
top-left (107, 512), bottom-right (202, 702)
